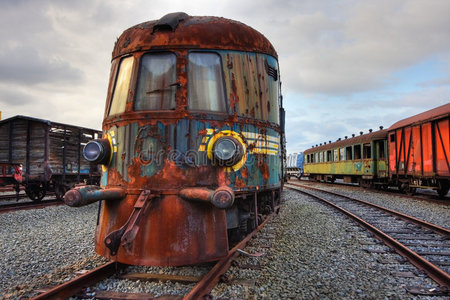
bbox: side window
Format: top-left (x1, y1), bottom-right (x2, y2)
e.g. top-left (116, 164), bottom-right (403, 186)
top-left (363, 143), bottom-right (372, 159)
top-left (135, 53), bottom-right (176, 111)
top-left (265, 56), bottom-right (280, 124)
top-left (390, 133), bottom-right (396, 143)
top-left (109, 56), bottom-right (134, 116)
top-left (346, 146), bottom-right (352, 160)
top-left (339, 148), bottom-right (345, 161)
top-left (333, 149), bottom-right (338, 161)
top-left (354, 144), bottom-right (361, 159)
top-left (188, 52), bottom-right (226, 112)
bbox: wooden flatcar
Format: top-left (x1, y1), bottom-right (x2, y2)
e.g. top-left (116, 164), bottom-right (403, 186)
top-left (0, 115), bottom-right (102, 201)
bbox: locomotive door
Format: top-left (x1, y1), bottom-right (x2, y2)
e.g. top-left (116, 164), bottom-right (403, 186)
top-left (374, 140), bottom-right (387, 178)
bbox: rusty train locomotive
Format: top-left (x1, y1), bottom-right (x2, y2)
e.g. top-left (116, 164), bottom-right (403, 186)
top-left (64, 13), bottom-right (286, 266)
top-left (303, 104), bottom-right (450, 198)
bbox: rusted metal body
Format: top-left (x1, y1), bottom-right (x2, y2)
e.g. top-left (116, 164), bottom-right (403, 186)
top-left (304, 104), bottom-right (450, 196)
top-left (388, 103), bottom-right (450, 196)
top-left (304, 129), bottom-right (388, 187)
top-left (67, 13), bottom-right (285, 266)
top-left (0, 115), bottom-right (101, 201)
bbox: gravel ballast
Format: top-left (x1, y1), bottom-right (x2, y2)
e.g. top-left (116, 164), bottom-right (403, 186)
top-left (1, 186), bottom-right (449, 299)
top-left (211, 188), bottom-right (446, 299)
top-left (0, 203), bottom-right (104, 299)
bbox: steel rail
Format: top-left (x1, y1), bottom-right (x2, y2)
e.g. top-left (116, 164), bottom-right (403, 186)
top-left (286, 184), bottom-right (450, 290)
top-left (184, 209), bottom-right (278, 300)
top-left (31, 261), bottom-right (127, 300)
top-left (289, 179), bottom-right (450, 206)
top-left (0, 199), bottom-right (62, 213)
top-left (0, 193), bottom-right (27, 201)
top-left (289, 182), bottom-right (450, 236)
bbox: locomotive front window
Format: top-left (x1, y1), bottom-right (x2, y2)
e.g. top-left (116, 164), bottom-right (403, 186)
top-left (109, 56), bottom-right (134, 116)
top-left (135, 53), bottom-right (176, 111)
top-left (188, 52), bottom-right (226, 112)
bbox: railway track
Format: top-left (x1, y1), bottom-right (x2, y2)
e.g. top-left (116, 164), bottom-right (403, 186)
top-left (0, 192), bottom-right (28, 201)
top-left (31, 209), bottom-right (279, 299)
top-left (286, 182), bottom-right (450, 293)
top-left (0, 198), bottom-right (62, 213)
top-left (290, 179), bottom-right (450, 206)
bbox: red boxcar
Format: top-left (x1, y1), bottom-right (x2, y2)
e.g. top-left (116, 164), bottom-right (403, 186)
top-left (387, 103), bottom-right (450, 197)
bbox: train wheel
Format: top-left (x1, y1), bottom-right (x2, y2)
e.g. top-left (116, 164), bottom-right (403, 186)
top-left (55, 184), bottom-right (68, 201)
top-left (359, 178), bottom-right (371, 189)
top-left (437, 181), bottom-right (449, 198)
top-left (25, 183), bottom-right (46, 202)
top-left (380, 184), bottom-right (389, 191)
top-left (405, 186), bottom-right (417, 196)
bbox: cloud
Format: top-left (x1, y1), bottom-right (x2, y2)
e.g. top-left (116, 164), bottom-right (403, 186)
top-left (0, 45), bottom-right (84, 85)
top-left (0, 86), bottom-right (35, 106)
top-left (276, 0), bottom-right (450, 95)
top-left (0, 0), bottom-right (449, 154)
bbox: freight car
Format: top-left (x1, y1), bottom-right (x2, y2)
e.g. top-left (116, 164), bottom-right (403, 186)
top-left (0, 115), bottom-right (102, 201)
top-left (64, 13), bottom-right (286, 266)
top-left (286, 152), bottom-right (304, 179)
top-left (304, 103), bottom-right (450, 197)
top-left (387, 104), bottom-right (449, 197)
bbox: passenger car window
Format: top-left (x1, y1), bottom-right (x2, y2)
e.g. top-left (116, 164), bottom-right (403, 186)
top-left (188, 52), bottom-right (226, 112)
top-left (109, 56), bottom-right (133, 116)
top-left (135, 53), bottom-right (176, 111)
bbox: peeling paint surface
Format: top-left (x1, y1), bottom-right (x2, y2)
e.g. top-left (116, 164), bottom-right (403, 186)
top-left (90, 14), bottom-right (284, 266)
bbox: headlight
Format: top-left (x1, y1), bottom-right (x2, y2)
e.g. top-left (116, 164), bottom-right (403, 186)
top-left (212, 137), bottom-right (243, 166)
top-left (83, 139), bottom-right (111, 165)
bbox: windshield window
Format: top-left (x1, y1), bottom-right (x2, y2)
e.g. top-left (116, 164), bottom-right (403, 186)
top-left (135, 53), bottom-right (177, 111)
top-left (188, 52), bottom-right (226, 112)
top-left (109, 56), bottom-right (134, 116)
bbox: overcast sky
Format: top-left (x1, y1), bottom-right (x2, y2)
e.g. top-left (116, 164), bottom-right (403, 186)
top-left (1, 0), bottom-right (449, 154)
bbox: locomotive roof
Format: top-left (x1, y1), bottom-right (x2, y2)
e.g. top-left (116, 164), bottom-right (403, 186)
top-left (112, 12), bottom-right (277, 59)
top-left (304, 129), bottom-right (388, 154)
top-left (388, 103), bottom-right (450, 131)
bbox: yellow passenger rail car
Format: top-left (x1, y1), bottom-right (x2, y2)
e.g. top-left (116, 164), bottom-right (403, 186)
top-left (303, 129), bottom-right (388, 188)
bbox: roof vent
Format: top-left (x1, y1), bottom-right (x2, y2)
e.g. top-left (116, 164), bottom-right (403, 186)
top-left (345, 136), bottom-right (348, 139)
top-left (379, 126), bottom-right (383, 130)
top-left (352, 134), bottom-right (355, 137)
top-left (329, 141), bottom-right (331, 144)
top-left (369, 129), bottom-right (373, 133)
top-left (360, 131), bottom-right (363, 135)
top-left (153, 12), bottom-right (188, 33)
top-left (324, 142), bottom-right (327, 145)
